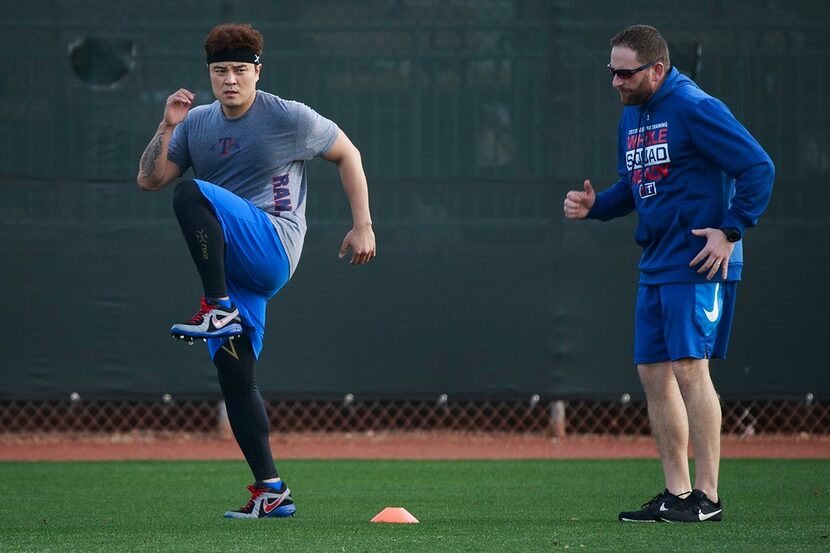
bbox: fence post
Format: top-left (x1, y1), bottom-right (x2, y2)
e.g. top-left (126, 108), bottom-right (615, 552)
top-left (217, 400), bottom-right (232, 438)
top-left (550, 400), bottom-right (566, 438)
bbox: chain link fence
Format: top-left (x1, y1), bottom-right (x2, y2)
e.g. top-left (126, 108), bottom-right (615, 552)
top-left (1, 398), bottom-right (827, 438)
top-left (3, 3), bottom-right (828, 430)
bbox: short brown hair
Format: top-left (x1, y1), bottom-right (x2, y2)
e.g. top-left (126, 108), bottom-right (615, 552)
top-left (204, 23), bottom-right (264, 56)
top-left (610, 25), bottom-right (670, 68)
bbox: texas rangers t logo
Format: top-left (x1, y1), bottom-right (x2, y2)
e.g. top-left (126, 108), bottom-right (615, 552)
top-left (639, 181), bottom-right (657, 198)
top-left (218, 137), bottom-right (236, 156)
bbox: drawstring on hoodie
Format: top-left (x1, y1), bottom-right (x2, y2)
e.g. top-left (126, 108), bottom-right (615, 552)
top-left (632, 110), bottom-right (646, 191)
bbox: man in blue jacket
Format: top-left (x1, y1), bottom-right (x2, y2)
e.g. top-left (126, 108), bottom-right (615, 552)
top-left (563, 25), bottom-right (774, 523)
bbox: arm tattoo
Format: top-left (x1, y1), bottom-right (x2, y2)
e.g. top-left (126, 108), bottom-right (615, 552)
top-left (139, 132), bottom-right (165, 178)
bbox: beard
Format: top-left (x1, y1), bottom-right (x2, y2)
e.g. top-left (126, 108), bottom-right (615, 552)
top-left (618, 78), bottom-right (654, 106)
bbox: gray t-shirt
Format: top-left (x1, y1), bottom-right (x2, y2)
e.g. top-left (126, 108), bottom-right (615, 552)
top-left (168, 90), bottom-right (339, 274)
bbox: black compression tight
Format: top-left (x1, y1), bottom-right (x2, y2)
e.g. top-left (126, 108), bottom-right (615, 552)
top-left (213, 334), bottom-right (278, 481)
top-left (172, 179), bottom-right (228, 299)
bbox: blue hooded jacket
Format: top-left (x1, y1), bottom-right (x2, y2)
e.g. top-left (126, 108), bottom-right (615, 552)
top-left (587, 67), bottom-right (775, 284)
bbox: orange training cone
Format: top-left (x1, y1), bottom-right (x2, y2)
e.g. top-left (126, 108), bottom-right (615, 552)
top-left (370, 507), bottom-right (419, 524)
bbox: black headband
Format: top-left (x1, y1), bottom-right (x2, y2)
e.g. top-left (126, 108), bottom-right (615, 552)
top-left (206, 48), bottom-right (261, 65)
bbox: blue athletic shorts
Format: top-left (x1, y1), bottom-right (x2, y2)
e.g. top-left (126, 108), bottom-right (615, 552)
top-left (194, 179), bottom-right (291, 360)
top-left (634, 281), bottom-right (738, 364)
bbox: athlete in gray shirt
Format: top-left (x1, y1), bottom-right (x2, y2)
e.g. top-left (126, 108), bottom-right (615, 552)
top-left (167, 89), bottom-right (339, 275)
top-left (136, 23), bottom-right (375, 519)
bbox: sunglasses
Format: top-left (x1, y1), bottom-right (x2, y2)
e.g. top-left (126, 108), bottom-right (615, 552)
top-left (607, 60), bottom-right (658, 79)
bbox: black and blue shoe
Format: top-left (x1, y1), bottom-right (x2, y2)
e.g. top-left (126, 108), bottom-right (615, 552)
top-left (224, 481), bottom-right (296, 519)
top-left (171, 297), bottom-right (243, 341)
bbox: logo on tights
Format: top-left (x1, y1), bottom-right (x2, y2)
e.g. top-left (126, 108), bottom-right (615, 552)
top-left (196, 229), bottom-right (208, 260)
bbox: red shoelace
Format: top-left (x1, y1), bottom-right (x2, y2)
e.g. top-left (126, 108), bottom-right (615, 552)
top-left (238, 484), bottom-right (265, 512)
top-left (186, 298), bottom-right (212, 324)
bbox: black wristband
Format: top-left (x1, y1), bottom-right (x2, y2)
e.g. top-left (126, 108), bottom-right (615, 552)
top-left (720, 228), bottom-right (741, 242)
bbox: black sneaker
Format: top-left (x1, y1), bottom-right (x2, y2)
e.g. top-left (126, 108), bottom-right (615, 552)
top-left (659, 489), bottom-right (722, 523)
top-left (618, 489), bottom-right (686, 522)
top-left (171, 297), bottom-right (243, 341)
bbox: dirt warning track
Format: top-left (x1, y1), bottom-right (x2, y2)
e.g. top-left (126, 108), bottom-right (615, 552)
top-left (1, 432), bottom-right (828, 461)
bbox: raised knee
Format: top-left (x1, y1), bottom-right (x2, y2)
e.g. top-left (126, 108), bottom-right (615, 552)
top-left (172, 179), bottom-right (202, 211)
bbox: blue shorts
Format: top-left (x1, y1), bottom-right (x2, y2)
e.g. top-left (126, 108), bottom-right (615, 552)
top-left (634, 281), bottom-right (738, 364)
top-left (194, 180), bottom-right (291, 360)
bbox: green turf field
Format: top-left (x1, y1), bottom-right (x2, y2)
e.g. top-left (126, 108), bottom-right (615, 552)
top-left (1, 458), bottom-right (828, 552)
